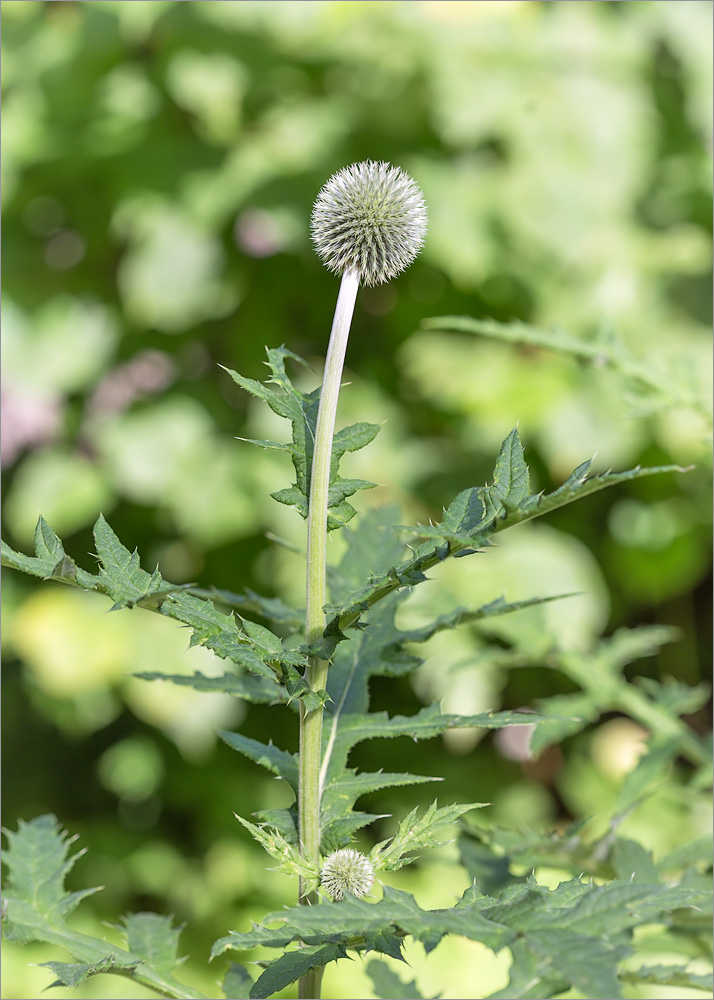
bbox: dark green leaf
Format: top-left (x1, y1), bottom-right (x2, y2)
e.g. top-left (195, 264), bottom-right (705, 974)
top-left (222, 963), bottom-right (254, 999)
top-left (611, 840), bottom-right (660, 883)
top-left (524, 928), bottom-right (627, 1000)
top-left (218, 731), bottom-right (298, 794)
top-left (134, 671), bottom-right (288, 704)
top-left (224, 348), bottom-right (381, 531)
top-left (366, 959), bottom-right (439, 999)
top-left (249, 944), bottom-right (344, 999)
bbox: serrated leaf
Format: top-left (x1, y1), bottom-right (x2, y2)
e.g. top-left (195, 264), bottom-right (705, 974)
top-left (222, 962), bottom-right (254, 999)
top-left (218, 731), bottom-right (298, 793)
top-left (397, 593), bottom-right (578, 646)
top-left (611, 840), bottom-right (660, 883)
top-left (620, 963), bottom-right (713, 991)
top-left (613, 738), bottom-right (679, 815)
top-left (420, 315), bottom-right (713, 422)
top-left (325, 441), bottom-right (685, 642)
top-left (1, 815), bottom-right (99, 936)
top-left (529, 692), bottom-right (597, 755)
top-left (134, 671), bottom-right (288, 705)
top-left (186, 587), bottom-right (303, 631)
top-left (93, 514), bottom-right (167, 609)
top-left (2, 517), bottom-right (321, 705)
top-left (249, 944), bottom-right (344, 999)
top-left (119, 912), bottom-right (183, 978)
top-left (658, 835), bottom-right (714, 874)
top-left (1, 816), bottom-right (206, 999)
top-left (224, 348), bottom-right (381, 531)
top-left (251, 808), bottom-right (298, 845)
top-left (40, 955), bottom-right (136, 988)
top-left (1, 517), bottom-right (84, 585)
top-left (212, 884), bottom-right (514, 960)
top-left (321, 771), bottom-right (440, 827)
top-left (319, 701), bottom-right (556, 850)
top-left (370, 802), bottom-right (486, 872)
top-left (214, 876), bottom-right (709, 998)
top-left (524, 928), bottom-right (627, 1000)
top-left (486, 938), bottom-right (567, 1000)
top-left (510, 880), bottom-right (706, 936)
top-left (366, 959), bottom-right (439, 1000)
top-left (459, 820), bottom-right (610, 888)
top-left (234, 815), bottom-right (318, 885)
top-left (320, 813), bottom-right (390, 855)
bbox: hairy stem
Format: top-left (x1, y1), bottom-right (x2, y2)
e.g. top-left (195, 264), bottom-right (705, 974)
top-left (299, 268), bottom-right (360, 1000)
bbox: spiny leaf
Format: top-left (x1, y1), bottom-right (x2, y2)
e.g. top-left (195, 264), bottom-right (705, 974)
top-left (395, 593), bottom-right (579, 646)
top-left (92, 514), bottom-right (168, 609)
top-left (1, 814), bottom-right (99, 934)
top-left (320, 813), bottom-right (390, 856)
top-left (2, 516), bottom-right (320, 705)
top-left (520, 928), bottom-right (627, 1000)
top-left (186, 587), bottom-right (304, 631)
top-left (319, 702), bottom-right (558, 849)
top-left (478, 877), bottom-right (708, 937)
top-left (218, 731), bottom-right (298, 794)
top-left (213, 877), bottom-right (707, 997)
top-left (620, 963), bottom-right (713, 992)
top-left (0, 516), bottom-right (90, 587)
top-left (611, 840), bottom-right (660, 884)
top-left (324, 434), bottom-right (685, 640)
top-left (118, 912), bottom-right (184, 979)
top-left (134, 671), bottom-right (289, 705)
top-left (459, 821), bottom-right (607, 889)
top-left (366, 959), bottom-right (440, 1000)
top-left (41, 956), bottom-right (136, 988)
top-left (211, 883), bottom-right (514, 959)
top-left (222, 963), bottom-right (254, 999)
top-left (613, 738), bottom-right (680, 815)
top-left (223, 347), bottom-right (381, 531)
top-left (330, 705), bottom-right (556, 758)
top-left (370, 802), bottom-right (487, 872)
top-left (249, 944), bottom-right (344, 1000)
top-left (234, 815), bottom-right (318, 886)
top-left (486, 938), bottom-right (567, 1000)
top-left (319, 510), bottom-right (576, 848)
top-left (321, 771), bottom-right (440, 828)
top-left (251, 808), bottom-right (299, 845)
top-left (420, 315), bottom-right (713, 422)
top-left (1, 816), bottom-right (206, 999)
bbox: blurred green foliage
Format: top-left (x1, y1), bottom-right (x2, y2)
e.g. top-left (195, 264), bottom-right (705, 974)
top-left (1, 2), bottom-right (711, 998)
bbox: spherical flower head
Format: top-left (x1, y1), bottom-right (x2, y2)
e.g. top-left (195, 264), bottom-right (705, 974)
top-left (320, 848), bottom-right (375, 901)
top-left (311, 160), bottom-right (427, 287)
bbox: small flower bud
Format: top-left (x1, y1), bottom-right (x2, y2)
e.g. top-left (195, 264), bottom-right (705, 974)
top-left (320, 848), bottom-right (375, 901)
top-left (311, 160), bottom-right (427, 287)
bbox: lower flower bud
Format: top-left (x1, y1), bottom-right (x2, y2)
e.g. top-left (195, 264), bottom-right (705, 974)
top-left (320, 849), bottom-right (375, 901)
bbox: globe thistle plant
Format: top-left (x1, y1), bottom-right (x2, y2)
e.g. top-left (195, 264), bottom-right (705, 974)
top-left (320, 849), bottom-right (375, 902)
top-left (299, 163), bottom-right (427, 940)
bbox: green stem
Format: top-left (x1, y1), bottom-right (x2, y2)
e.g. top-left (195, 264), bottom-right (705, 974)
top-left (299, 268), bottom-right (360, 1000)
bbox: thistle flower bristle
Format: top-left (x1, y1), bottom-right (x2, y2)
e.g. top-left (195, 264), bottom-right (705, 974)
top-left (320, 848), bottom-right (375, 901)
top-left (311, 160), bottom-right (427, 287)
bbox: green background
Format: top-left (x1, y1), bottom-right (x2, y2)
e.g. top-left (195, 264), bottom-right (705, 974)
top-left (2, 2), bottom-right (711, 998)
